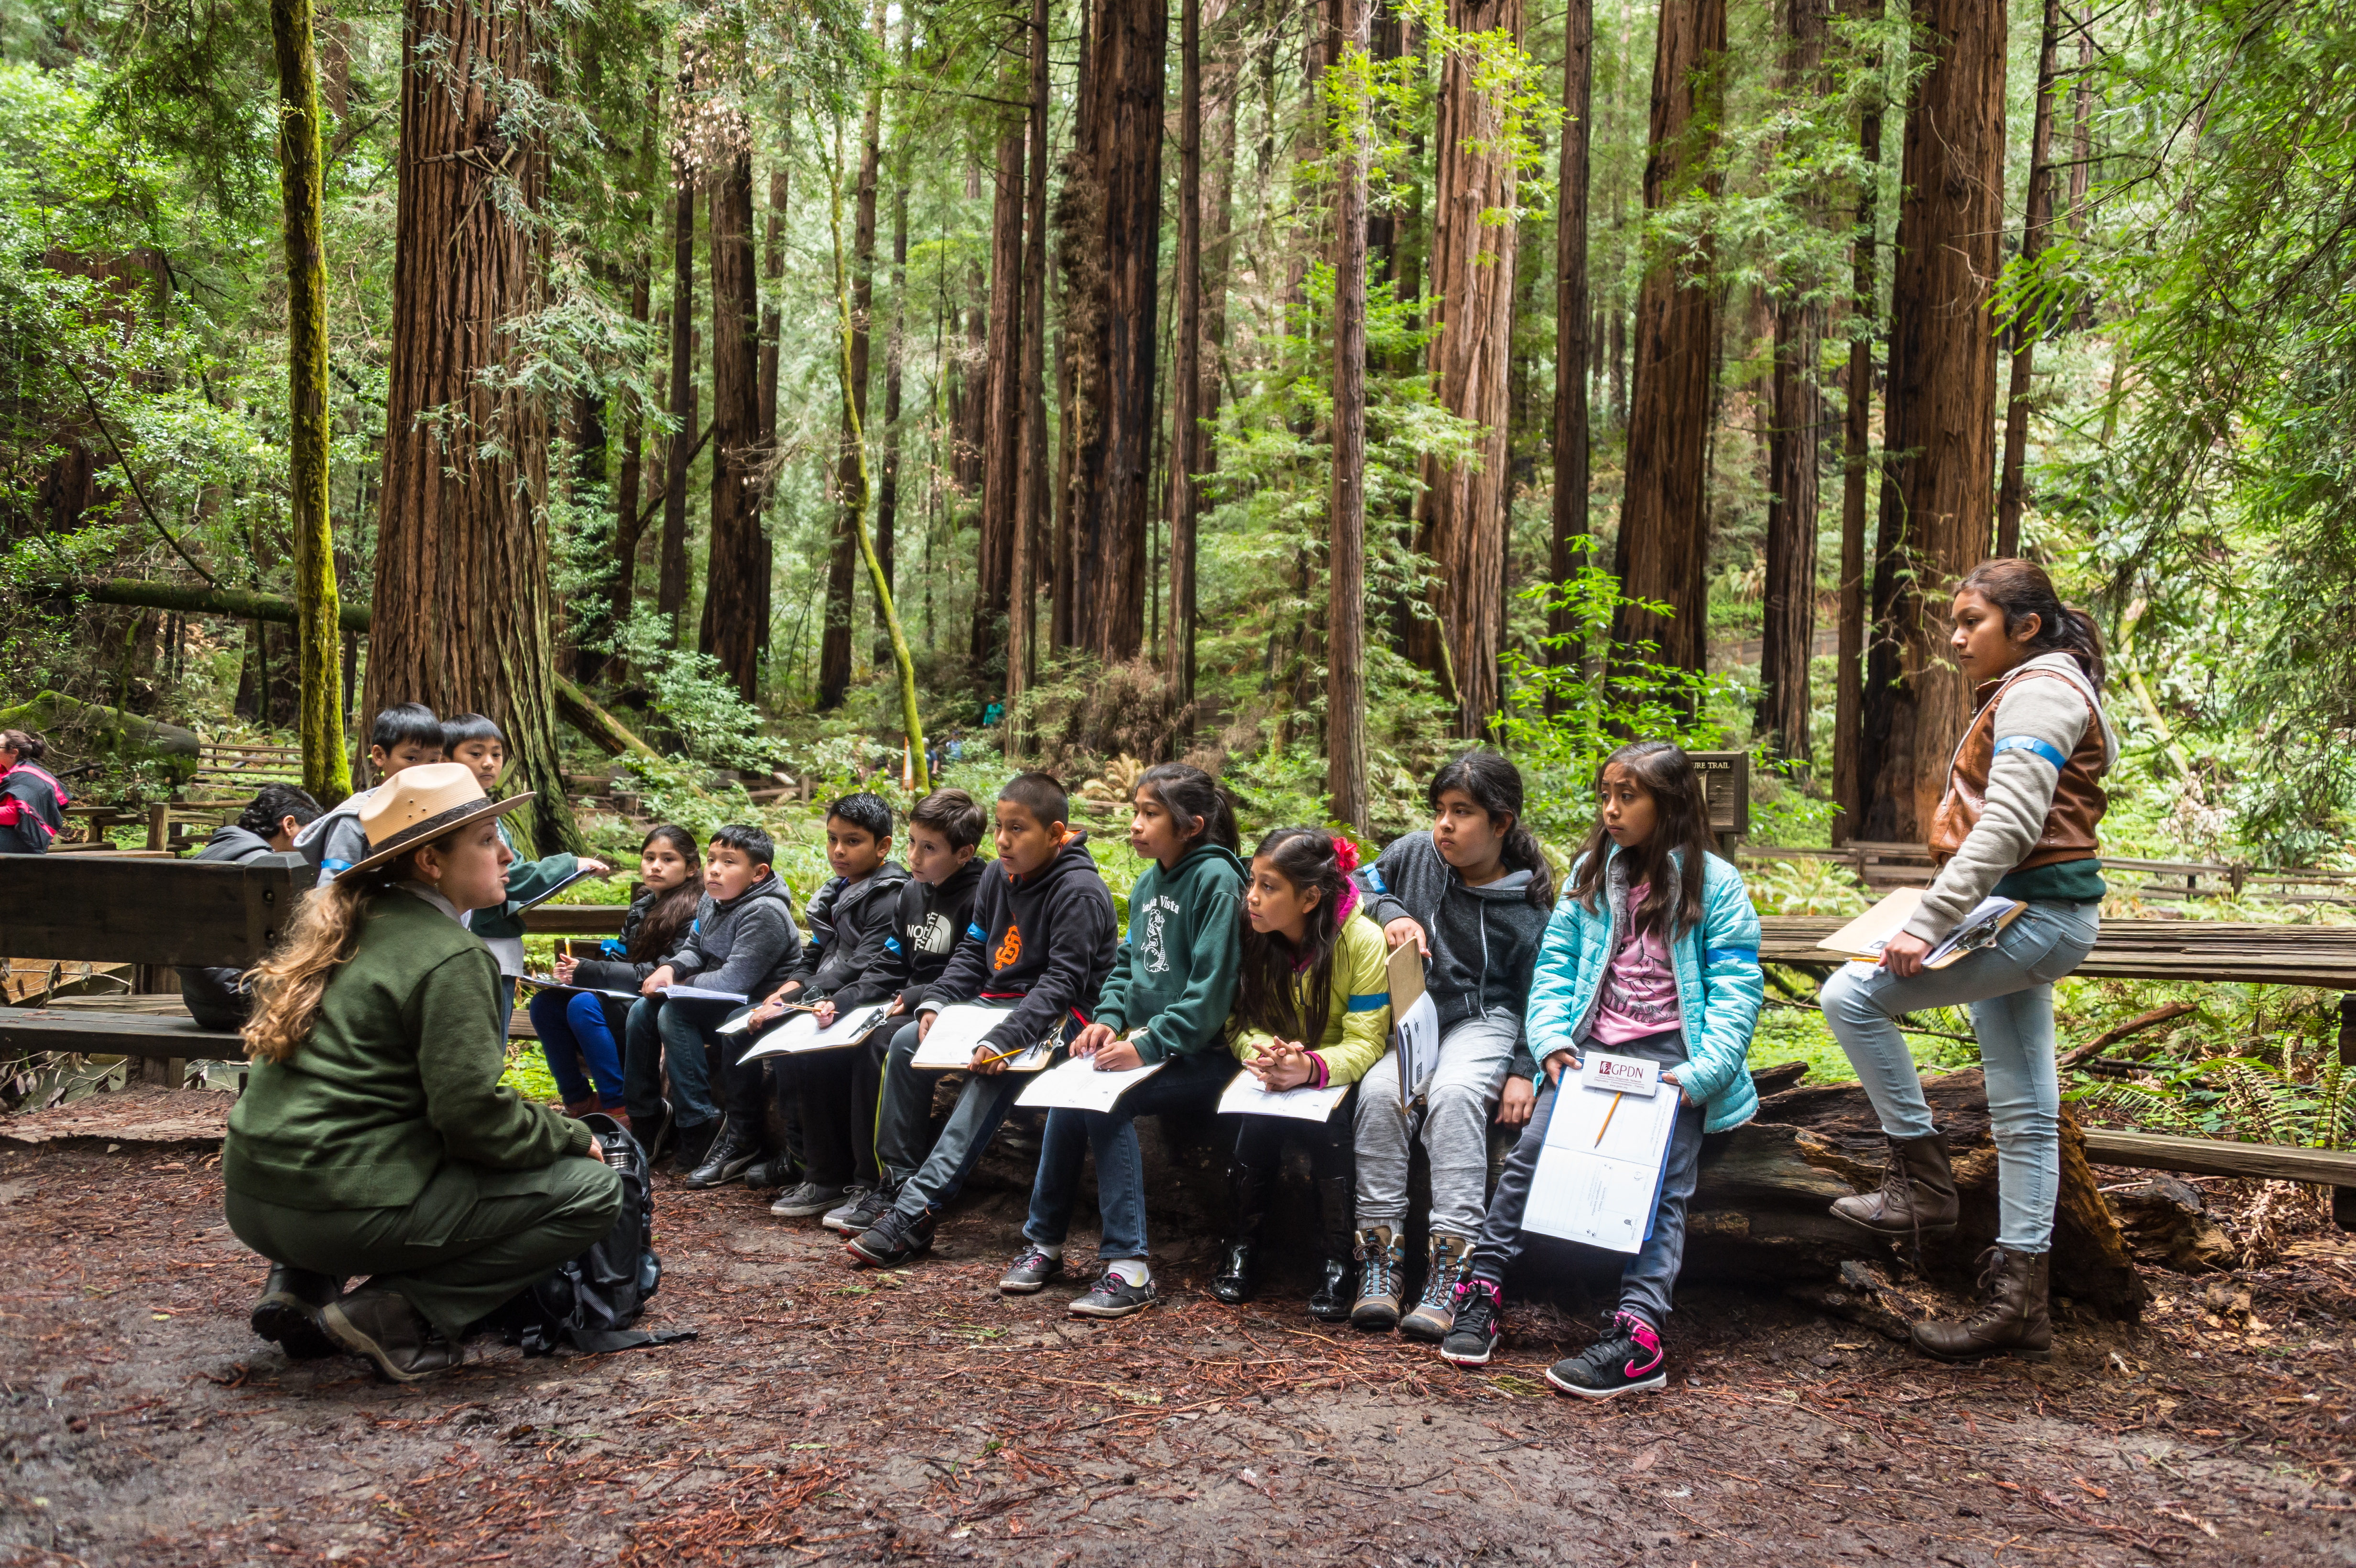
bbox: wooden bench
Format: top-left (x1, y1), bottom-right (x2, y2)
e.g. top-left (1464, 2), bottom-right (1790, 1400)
top-left (0, 855), bottom-right (305, 1071)
top-left (1743, 842), bottom-right (2356, 906)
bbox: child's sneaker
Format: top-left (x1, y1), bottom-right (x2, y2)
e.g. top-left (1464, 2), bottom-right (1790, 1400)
top-left (1438, 1279), bottom-right (1503, 1366)
top-left (1069, 1269), bottom-right (1155, 1319)
top-left (998, 1247), bottom-right (1065, 1295)
top-left (1544, 1311), bottom-right (1668, 1400)
top-left (823, 1183), bottom-right (892, 1234)
top-left (770, 1180), bottom-right (849, 1219)
top-left (845, 1206), bottom-right (936, 1267)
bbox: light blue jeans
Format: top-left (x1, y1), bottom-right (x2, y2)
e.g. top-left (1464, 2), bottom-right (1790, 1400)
top-left (1819, 900), bottom-right (2100, 1253)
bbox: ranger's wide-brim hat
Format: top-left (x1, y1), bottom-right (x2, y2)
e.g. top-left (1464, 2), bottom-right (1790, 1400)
top-left (343, 762), bottom-right (536, 876)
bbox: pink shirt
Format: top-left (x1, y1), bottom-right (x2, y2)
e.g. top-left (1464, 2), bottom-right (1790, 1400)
top-left (1589, 883), bottom-right (1682, 1046)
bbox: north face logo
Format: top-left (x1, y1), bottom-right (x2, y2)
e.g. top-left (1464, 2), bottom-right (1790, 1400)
top-left (913, 912), bottom-right (955, 956)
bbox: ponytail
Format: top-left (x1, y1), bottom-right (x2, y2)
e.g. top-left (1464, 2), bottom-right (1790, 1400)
top-left (1136, 762), bottom-right (1240, 855)
top-left (0, 730), bottom-right (43, 762)
top-left (1957, 558), bottom-right (2107, 688)
top-left (1428, 748), bottom-right (1555, 909)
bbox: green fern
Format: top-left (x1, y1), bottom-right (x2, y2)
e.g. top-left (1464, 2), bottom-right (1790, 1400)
top-left (2073, 1051), bottom-right (2356, 1151)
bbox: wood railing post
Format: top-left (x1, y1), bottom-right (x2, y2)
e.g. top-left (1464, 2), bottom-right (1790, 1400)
top-left (2338, 994), bottom-right (2355, 1231)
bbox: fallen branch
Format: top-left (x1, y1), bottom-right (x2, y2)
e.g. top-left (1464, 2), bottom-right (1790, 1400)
top-left (2060, 1001), bottom-right (2197, 1070)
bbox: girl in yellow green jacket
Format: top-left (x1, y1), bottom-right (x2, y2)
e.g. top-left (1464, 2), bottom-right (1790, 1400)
top-left (1214, 828), bottom-right (1393, 1319)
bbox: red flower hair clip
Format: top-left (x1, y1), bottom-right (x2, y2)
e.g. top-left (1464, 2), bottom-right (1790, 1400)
top-left (1330, 835), bottom-right (1361, 875)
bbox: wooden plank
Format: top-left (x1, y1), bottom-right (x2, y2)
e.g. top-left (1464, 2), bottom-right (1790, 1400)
top-left (520, 904), bottom-right (629, 936)
top-left (1761, 916), bottom-right (2356, 988)
top-left (2081, 1127), bottom-right (2356, 1187)
top-left (0, 858), bottom-right (302, 968)
top-left (0, 1008), bottom-right (247, 1062)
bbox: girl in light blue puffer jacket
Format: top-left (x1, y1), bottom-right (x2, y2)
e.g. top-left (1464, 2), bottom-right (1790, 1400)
top-left (1431, 741), bottom-right (1764, 1399)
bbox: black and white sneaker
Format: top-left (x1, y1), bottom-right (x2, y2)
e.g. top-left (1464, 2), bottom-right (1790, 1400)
top-left (998, 1247), bottom-right (1065, 1295)
top-left (822, 1183), bottom-right (889, 1233)
top-left (1544, 1311), bottom-right (1669, 1400)
top-left (1439, 1279), bottom-right (1503, 1367)
top-left (1069, 1269), bottom-right (1155, 1319)
top-left (845, 1206), bottom-right (936, 1267)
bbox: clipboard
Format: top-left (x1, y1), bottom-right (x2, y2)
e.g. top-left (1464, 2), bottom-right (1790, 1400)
top-left (1385, 940), bottom-right (1441, 1111)
top-left (1816, 887), bottom-right (2027, 969)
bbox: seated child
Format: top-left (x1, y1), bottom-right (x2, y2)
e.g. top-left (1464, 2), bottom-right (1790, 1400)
top-left (743, 793), bottom-right (911, 1221)
top-left (1003, 764), bottom-right (1244, 1318)
top-left (541, 825), bottom-right (703, 1132)
top-left (1351, 749), bottom-right (1553, 1341)
top-left (294, 703), bottom-right (444, 884)
top-left (178, 784), bottom-right (325, 1029)
top-left (1432, 742), bottom-right (1762, 1397)
top-left (623, 824), bottom-right (802, 1176)
top-left (443, 712), bottom-right (613, 1019)
top-left (0, 729), bottom-right (66, 855)
top-left (1212, 828), bottom-right (1391, 1321)
top-left (844, 773), bottom-right (1117, 1268)
top-left (826, 787), bottom-right (989, 1237)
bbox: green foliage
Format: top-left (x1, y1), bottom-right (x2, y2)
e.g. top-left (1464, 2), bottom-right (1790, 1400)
top-left (602, 608), bottom-right (776, 771)
top-left (2073, 1055), bottom-right (2356, 1153)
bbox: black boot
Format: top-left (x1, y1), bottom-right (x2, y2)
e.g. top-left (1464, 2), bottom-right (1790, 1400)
top-left (684, 1119), bottom-right (760, 1188)
top-left (1210, 1160), bottom-right (1269, 1306)
top-left (1307, 1175), bottom-right (1356, 1323)
top-left (251, 1263), bottom-right (340, 1359)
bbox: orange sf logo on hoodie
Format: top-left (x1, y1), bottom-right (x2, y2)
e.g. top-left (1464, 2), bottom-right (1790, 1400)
top-left (993, 923), bottom-right (1022, 971)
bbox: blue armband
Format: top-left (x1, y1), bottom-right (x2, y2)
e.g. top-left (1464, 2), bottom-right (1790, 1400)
top-left (1993, 734), bottom-right (2067, 771)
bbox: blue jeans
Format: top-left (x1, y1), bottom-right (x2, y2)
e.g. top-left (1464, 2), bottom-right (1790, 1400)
top-left (529, 990), bottom-right (627, 1110)
top-left (1023, 1052), bottom-right (1232, 1262)
top-left (890, 1013), bottom-right (1084, 1222)
top-left (622, 995), bottom-right (740, 1132)
top-left (1819, 899), bottom-right (2100, 1253)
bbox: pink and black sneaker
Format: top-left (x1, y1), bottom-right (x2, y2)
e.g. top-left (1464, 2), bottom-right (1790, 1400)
top-left (1439, 1279), bottom-right (1504, 1366)
top-left (1545, 1310), bottom-right (1668, 1399)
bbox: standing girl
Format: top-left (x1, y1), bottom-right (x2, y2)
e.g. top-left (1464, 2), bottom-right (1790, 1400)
top-left (0, 730), bottom-right (66, 855)
top-left (1350, 749), bottom-right (1554, 1341)
top-left (542, 825), bottom-right (704, 1137)
top-left (1432, 742), bottom-right (1763, 1397)
top-left (1212, 828), bottom-right (1392, 1320)
top-left (1004, 763), bottom-right (1245, 1318)
top-left (1820, 558), bottom-right (2114, 1362)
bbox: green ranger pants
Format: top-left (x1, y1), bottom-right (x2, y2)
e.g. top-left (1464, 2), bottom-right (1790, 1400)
top-left (226, 1155), bottom-right (624, 1343)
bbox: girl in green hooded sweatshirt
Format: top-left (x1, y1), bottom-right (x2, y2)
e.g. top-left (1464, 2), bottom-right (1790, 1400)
top-left (1001, 763), bottom-right (1247, 1318)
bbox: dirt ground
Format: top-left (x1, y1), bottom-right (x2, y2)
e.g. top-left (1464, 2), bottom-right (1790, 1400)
top-left (1, 1126), bottom-right (2353, 1568)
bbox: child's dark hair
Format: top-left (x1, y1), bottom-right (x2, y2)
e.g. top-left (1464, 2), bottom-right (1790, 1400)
top-left (1234, 828), bottom-right (1356, 1049)
top-left (1568, 741), bottom-right (1715, 936)
top-left (370, 703), bottom-right (443, 752)
top-left (827, 792), bottom-right (894, 844)
top-left (1955, 557), bottom-right (2107, 687)
top-left (709, 822), bottom-right (775, 870)
top-left (634, 824), bottom-right (704, 959)
top-left (1, 729), bottom-right (44, 762)
top-left (909, 787), bottom-right (986, 852)
top-left (1428, 749), bottom-right (1553, 908)
top-left (999, 772), bottom-right (1069, 832)
top-left (440, 711), bottom-right (505, 751)
top-left (237, 784), bottom-right (323, 839)
top-left (1136, 762), bottom-right (1240, 855)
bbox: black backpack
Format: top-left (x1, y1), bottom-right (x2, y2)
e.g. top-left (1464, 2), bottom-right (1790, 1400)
top-left (499, 1113), bottom-right (696, 1357)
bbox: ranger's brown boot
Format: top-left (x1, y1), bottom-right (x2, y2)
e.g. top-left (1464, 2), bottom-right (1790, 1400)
top-left (1911, 1247), bottom-right (2051, 1363)
top-left (1349, 1226), bottom-right (1406, 1331)
top-left (1831, 1132), bottom-right (1959, 1237)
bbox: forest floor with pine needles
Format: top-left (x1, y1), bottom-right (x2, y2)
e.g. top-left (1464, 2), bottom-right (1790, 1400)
top-left (0, 1106), bottom-right (2353, 1567)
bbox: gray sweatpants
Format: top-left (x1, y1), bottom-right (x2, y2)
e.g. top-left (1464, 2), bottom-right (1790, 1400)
top-left (1353, 1012), bottom-right (1521, 1239)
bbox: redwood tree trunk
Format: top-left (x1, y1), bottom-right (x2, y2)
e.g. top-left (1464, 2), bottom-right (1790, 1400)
top-left (657, 147), bottom-right (695, 641)
top-left (1831, 0), bottom-right (1884, 847)
top-left (1165, 0), bottom-right (1202, 730)
top-left (1418, 0), bottom-right (1525, 735)
top-left (1008, 0), bottom-right (1052, 749)
top-left (1862, 0), bottom-right (2006, 838)
top-left (698, 152), bottom-right (762, 701)
top-left (1758, 0), bottom-right (1827, 762)
top-left (1328, 0), bottom-right (1370, 828)
top-left (366, 0), bottom-right (578, 850)
top-left (1059, 0), bottom-right (1166, 666)
top-left (1996, 0), bottom-right (2061, 560)
top-left (973, 126), bottom-right (1027, 676)
top-left (817, 70), bottom-right (884, 711)
top-left (1613, 0), bottom-right (1725, 683)
top-left (1546, 0), bottom-right (1593, 712)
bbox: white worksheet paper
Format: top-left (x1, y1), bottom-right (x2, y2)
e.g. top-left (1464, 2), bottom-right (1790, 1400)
top-left (737, 1003), bottom-right (889, 1061)
top-left (1016, 1053), bottom-right (1166, 1113)
top-left (660, 984), bottom-right (749, 1005)
top-left (909, 1003), bottom-right (1057, 1071)
top-left (1217, 1070), bottom-right (1352, 1123)
top-left (1522, 1054), bottom-right (1681, 1254)
top-left (1392, 992), bottom-right (1440, 1109)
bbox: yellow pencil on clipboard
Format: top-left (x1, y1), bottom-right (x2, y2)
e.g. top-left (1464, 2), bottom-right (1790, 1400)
top-left (1593, 1090), bottom-right (1625, 1147)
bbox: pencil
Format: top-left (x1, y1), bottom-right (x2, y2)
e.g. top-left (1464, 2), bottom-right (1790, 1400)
top-left (972, 1041), bottom-right (1037, 1068)
top-left (1594, 1090), bottom-right (1625, 1147)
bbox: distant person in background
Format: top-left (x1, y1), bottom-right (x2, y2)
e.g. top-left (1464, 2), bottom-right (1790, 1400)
top-left (0, 730), bottom-right (66, 855)
top-left (178, 783), bottom-right (325, 1030)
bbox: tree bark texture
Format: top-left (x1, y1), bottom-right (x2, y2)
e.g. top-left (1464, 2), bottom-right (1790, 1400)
top-left (1327, 0), bottom-right (1371, 830)
top-left (607, 109), bottom-right (658, 681)
top-left (1613, 0), bottom-right (1725, 683)
top-left (1832, 0), bottom-right (1883, 848)
top-left (1758, 0), bottom-right (1828, 763)
top-left (698, 152), bottom-right (763, 701)
top-left (269, 0), bottom-right (349, 804)
top-left (1546, 0), bottom-right (1593, 715)
top-left (1996, 0), bottom-right (2061, 561)
top-left (1008, 0), bottom-right (1052, 753)
top-left (818, 71), bottom-right (884, 711)
top-left (877, 176), bottom-right (909, 655)
top-left (1164, 0), bottom-right (1203, 733)
top-left (365, 0), bottom-right (578, 851)
top-left (973, 125), bottom-right (1027, 676)
top-left (1862, 0), bottom-right (2006, 840)
top-left (657, 148), bottom-right (695, 639)
top-left (1058, 0), bottom-right (1167, 666)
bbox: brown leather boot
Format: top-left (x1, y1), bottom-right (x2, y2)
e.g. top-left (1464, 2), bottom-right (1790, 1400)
top-left (321, 1286), bottom-right (466, 1383)
top-left (562, 1096), bottom-right (598, 1119)
top-left (1349, 1226), bottom-right (1406, 1331)
top-left (1911, 1247), bottom-right (2051, 1362)
top-left (1831, 1132), bottom-right (1959, 1237)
